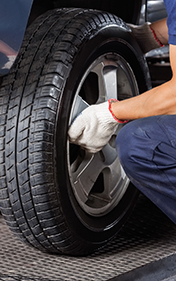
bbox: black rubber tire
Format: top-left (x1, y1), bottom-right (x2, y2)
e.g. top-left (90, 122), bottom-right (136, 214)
top-left (0, 8), bottom-right (151, 256)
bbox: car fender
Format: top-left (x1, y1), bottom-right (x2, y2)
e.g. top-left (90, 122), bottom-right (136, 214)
top-left (0, 0), bottom-right (33, 75)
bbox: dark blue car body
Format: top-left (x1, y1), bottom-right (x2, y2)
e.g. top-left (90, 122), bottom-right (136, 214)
top-left (0, 0), bottom-right (33, 75)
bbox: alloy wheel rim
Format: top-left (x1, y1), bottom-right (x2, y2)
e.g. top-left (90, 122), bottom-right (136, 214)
top-left (68, 53), bottom-right (139, 217)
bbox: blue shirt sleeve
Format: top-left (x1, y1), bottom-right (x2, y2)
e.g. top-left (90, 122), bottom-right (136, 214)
top-left (164, 0), bottom-right (176, 45)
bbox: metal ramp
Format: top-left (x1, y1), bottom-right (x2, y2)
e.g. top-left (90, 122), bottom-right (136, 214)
top-left (0, 194), bottom-right (176, 281)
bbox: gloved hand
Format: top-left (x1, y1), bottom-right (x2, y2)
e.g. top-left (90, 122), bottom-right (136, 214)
top-left (68, 99), bottom-right (128, 154)
top-left (127, 22), bottom-right (164, 54)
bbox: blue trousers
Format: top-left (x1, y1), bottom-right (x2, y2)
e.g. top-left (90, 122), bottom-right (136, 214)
top-left (116, 115), bottom-right (176, 224)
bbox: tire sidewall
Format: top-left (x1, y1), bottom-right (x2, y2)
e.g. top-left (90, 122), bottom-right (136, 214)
top-left (55, 24), bottom-right (149, 242)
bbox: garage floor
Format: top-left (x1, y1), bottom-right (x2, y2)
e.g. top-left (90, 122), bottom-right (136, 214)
top-left (1, 194), bottom-right (176, 281)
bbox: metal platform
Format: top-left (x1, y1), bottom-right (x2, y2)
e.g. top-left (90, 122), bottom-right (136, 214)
top-left (0, 194), bottom-right (176, 281)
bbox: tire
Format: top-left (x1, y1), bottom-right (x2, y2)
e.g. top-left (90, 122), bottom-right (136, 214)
top-left (0, 8), bottom-right (151, 256)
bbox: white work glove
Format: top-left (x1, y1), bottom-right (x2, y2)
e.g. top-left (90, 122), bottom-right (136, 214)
top-left (128, 22), bottom-right (164, 54)
top-left (68, 99), bottom-right (128, 154)
top-left (2, 55), bottom-right (16, 69)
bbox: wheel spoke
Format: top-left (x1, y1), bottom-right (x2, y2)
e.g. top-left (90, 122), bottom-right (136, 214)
top-left (96, 144), bottom-right (127, 201)
top-left (70, 143), bottom-right (128, 206)
top-left (71, 151), bottom-right (106, 203)
top-left (69, 95), bottom-right (88, 125)
top-left (102, 156), bottom-right (128, 202)
top-left (103, 66), bottom-right (118, 100)
top-left (91, 62), bottom-right (107, 102)
top-left (91, 61), bottom-right (118, 102)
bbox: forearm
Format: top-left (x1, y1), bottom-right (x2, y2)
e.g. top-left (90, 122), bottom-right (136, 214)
top-left (0, 40), bottom-right (17, 56)
top-left (112, 79), bottom-right (176, 121)
top-left (111, 43), bottom-right (176, 121)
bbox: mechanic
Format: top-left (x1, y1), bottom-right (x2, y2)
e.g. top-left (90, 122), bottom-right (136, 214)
top-left (68, 0), bottom-right (176, 224)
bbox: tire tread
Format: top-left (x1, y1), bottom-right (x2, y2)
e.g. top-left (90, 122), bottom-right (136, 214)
top-left (0, 8), bottom-right (143, 255)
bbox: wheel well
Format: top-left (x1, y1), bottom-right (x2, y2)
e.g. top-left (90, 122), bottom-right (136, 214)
top-left (29, 0), bottom-right (142, 24)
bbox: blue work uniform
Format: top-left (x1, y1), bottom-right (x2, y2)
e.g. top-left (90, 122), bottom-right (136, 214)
top-left (164, 0), bottom-right (176, 45)
top-left (116, 0), bottom-right (176, 224)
